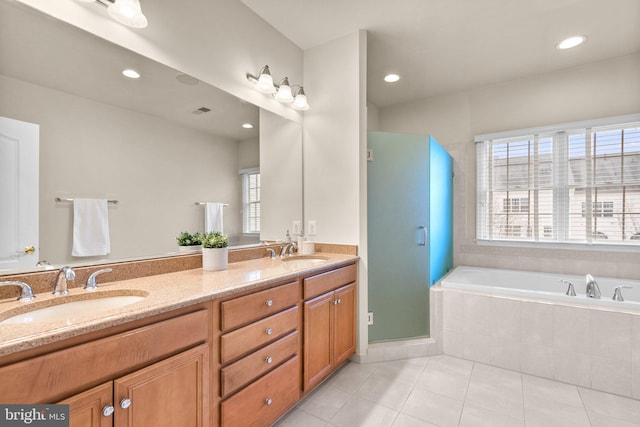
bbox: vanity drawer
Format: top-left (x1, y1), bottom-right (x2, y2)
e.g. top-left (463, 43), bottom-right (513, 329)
top-left (220, 331), bottom-right (298, 398)
top-left (303, 263), bottom-right (357, 299)
top-left (220, 306), bottom-right (298, 363)
top-left (221, 280), bottom-right (299, 331)
top-left (221, 356), bottom-right (300, 427)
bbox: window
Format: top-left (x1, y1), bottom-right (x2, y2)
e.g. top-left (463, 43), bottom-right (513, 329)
top-left (241, 168), bottom-right (260, 234)
top-left (476, 114), bottom-right (640, 246)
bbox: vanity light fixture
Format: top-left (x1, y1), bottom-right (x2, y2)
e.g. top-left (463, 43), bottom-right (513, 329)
top-left (291, 86), bottom-right (310, 111)
top-left (274, 77), bottom-right (294, 103)
top-left (249, 65), bottom-right (277, 94)
top-left (556, 35), bottom-right (586, 50)
top-left (76, 0), bottom-right (148, 29)
top-left (247, 65), bottom-right (310, 111)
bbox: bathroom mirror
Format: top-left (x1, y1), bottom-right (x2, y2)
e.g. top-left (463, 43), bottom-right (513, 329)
top-left (0, 1), bottom-right (302, 274)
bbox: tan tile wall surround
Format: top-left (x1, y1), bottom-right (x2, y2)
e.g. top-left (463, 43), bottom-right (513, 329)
top-left (0, 243), bottom-right (357, 299)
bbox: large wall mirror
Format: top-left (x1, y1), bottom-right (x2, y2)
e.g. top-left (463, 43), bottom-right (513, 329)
top-left (0, 1), bottom-right (303, 274)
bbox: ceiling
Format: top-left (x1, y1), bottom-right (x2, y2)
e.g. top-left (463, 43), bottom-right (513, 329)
top-left (241, 0), bottom-right (640, 108)
top-left (0, 1), bottom-right (259, 141)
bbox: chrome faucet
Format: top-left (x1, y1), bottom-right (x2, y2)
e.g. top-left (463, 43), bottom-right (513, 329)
top-left (53, 266), bottom-right (75, 295)
top-left (85, 268), bottom-right (113, 291)
top-left (280, 242), bottom-right (297, 257)
top-left (0, 281), bottom-right (35, 302)
top-left (266, 248), bottom-right (276, 259)
top-left (559, 279), bottom-right (576, 296)
top-left (585, 274), bottom-right (601, 299)
top-left (612, 285), bottom-right (632, 301)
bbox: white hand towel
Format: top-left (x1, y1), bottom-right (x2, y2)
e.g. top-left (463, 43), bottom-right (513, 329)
top-left (72, 198), bottom-right (111, 257)
top-left (205, 202), bottom-right (224, 234)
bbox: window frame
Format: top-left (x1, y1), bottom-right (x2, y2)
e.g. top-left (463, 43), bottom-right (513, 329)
top-left (475, 113), bottom-right (640, 251)
top-left (240, 167), bottom-right (260, 235)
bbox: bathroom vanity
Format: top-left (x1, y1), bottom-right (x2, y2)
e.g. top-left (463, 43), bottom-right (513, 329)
top-left (0, 254), bottom-right (358, 426)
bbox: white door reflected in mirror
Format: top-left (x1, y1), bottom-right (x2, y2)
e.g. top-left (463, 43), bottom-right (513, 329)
top-left (0, 116), bottom-right (39, 271)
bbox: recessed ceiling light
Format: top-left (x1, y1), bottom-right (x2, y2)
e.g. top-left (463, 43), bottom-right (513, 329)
top-left (556, 35), bottom-right (586, 50)
top-left (122, 69), bottom-right (141, 79)
top-left (242, 123), bottom-right (254, 129)
top-left (384, 73), bottom-right (400, 83)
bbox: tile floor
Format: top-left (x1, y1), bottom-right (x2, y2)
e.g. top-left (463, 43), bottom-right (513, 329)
top-left (274, 355), bottom-right (640, 427)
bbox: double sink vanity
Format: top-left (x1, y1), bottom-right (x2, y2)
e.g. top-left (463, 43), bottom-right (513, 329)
top-left (0, 249), bottom-right (358, 427)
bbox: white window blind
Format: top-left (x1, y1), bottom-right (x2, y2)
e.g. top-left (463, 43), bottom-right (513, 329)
top-left (476, 115), bottom-right (640, 246)
top-left (241, 169), bottom-right (260, 234)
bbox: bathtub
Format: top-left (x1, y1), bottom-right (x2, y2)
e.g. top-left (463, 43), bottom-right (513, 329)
top-left (440, 266), bottom-right (640, 313)
top-left (433, 266), bottom-right (640, 399)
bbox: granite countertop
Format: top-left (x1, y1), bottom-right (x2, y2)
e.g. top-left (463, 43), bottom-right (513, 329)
top-left (0, 253), bottom-right (358, 357)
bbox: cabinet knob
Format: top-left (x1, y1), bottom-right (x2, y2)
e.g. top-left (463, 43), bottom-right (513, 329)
top-left (333, 299), bottom-right (339, 305)
top-left (337, 298), bottom-right (342, 304)
top-left (102, 405), bottom-right (115, 417)
top-left (265, 356), bottom-right (273, 364)
top-left (265, 398), bottom-right (273, 406)
top-left (265, 328), bottom-right (273, 335)
top-left (265, 299), bottom-right (273, 307)
top-left (120, 398), bottom-right (132, 410)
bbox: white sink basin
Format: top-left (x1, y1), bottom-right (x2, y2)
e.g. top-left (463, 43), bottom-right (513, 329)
top-left (281, 255), bottom-right (329, 269)
top-left (0, 294), bottom-right (147, 324)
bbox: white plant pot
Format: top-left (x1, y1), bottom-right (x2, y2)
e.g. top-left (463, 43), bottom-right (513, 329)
top-left (202, 247), bottom-right (228, 271)
top-left (178, 245), bottom-right (202, 253)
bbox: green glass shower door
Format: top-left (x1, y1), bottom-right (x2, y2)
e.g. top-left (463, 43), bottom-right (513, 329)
top-left (368, 131), bottom-right (430, 342)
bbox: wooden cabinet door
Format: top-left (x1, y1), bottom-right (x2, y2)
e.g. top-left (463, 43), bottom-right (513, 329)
top-left (333, 283), bottom-right (356, 366)
top-left (61, 382), bottom-right (113, 427)
top-left (303, 291), bottom-right (334, 391)
top-left (114, 344), bottom-right (209, 427)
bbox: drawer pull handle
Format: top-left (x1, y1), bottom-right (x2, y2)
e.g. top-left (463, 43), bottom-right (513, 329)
top-left (265, 328), bottom-right (273, 335)
top-left (265, 356), bottom-right (273, 364)
top-left (102, 405), bottom-right (115, 417)
top-left (265, 398), bottom-right (273, 406)
top-left (334, 298), bottom-right (342, 305)
top-left (120, 398), bottom-right (132, 410)
top-left (265, 299), bottom-right (273, 307)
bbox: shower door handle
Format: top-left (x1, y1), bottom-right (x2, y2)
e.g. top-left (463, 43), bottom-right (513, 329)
top-left (417, 226), bottom-right (427, 246)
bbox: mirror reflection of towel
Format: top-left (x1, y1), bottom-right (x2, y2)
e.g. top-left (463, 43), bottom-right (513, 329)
top-left (205, 202), bottom-right (224, 233)
top-left (72, 198), bottom-right (111, 257)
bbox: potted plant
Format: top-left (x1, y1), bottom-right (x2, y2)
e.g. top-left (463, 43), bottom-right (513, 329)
top-left (176, 231), bottom-right (203, 253)
top-left (201, 231), bottom-right (229, 271)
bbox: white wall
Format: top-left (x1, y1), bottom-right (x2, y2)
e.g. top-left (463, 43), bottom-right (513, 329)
top-left (1, 75), bottom-right (240, 265)
top-left (379, 52), bottom-right (640, 279)
top-left (260, 109), bottom-right (303, 241)
top-left (238, 138), bottom-right (259, 171)
top-left (15, 0), bottom-right (304, 123)
top-left (303, 30), bottom-right (369, 354)
top-left (303, 32), bottom-right (364, 244)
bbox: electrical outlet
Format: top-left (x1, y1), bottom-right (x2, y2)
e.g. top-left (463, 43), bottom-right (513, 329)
top-left (292, 220), bottom-right (302, 236)
top-left (367, 312), bottom-right (374, 325)
top-left (307, 220), bottom-right (317, 236)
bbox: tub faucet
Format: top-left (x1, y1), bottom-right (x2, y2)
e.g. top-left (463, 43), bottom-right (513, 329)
top-left (559, 279), bottom-right (576, 296)
top-left (585, 274), bottom-right (601, 299)
top-left (612, 285), bottom-right (632, 301)
top-left (53, 266), bottom-right (75, 295)
top-left (0, 280), bottom-right (35, 302)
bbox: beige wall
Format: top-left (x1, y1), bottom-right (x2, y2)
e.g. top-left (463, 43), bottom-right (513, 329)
top-left (1, 75), bottom-right (241, 265)
top-left (379, 52), bottom-right (640, 279)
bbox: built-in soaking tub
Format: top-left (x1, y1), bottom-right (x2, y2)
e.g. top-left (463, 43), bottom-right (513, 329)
top-left (432, 266), bottom-right (640, 399)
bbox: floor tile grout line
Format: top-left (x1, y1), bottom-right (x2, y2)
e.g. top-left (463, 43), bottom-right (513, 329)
top-left (456, 360), bottom-right (475, 426)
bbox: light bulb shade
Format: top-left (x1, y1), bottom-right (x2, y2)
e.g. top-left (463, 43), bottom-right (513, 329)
top-left (108, 0), bottom-right (148, 28)
top-left (292, 88), bottom-right (310, 111)
top-left (275, 77), bottom-right (294, 103)
top-left (254, 66), bottom-right (276, 94)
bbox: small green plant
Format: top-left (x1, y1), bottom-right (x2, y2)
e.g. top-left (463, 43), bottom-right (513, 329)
top-left (176, 231), bottom-right (203, 246)
top-left (201, 231), bottom-right (229, 249)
